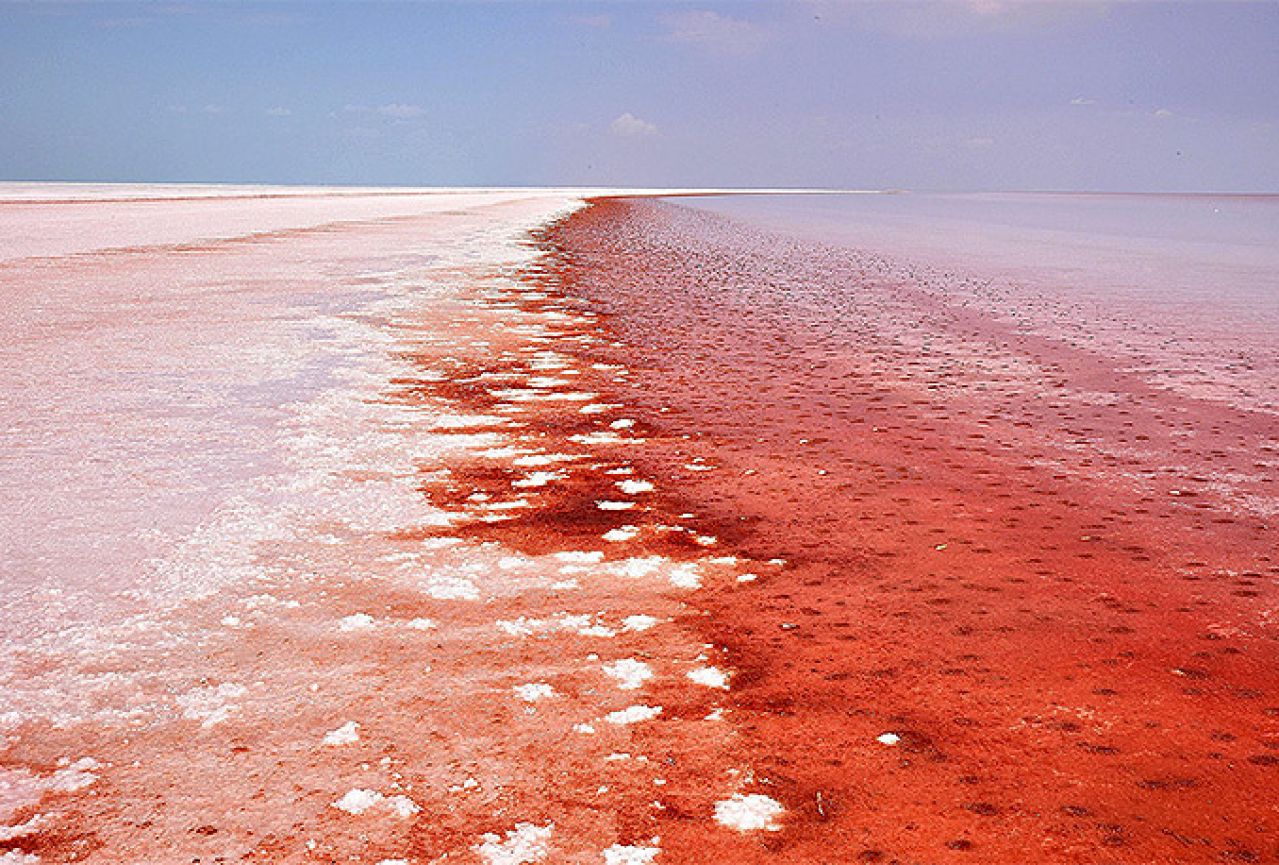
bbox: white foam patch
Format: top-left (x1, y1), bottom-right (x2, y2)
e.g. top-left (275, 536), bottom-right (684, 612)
top-left (323, 721), bottom-right (360, 746)
top-left (597, 501), bottom-right (636, 511)
top-left (605, 705), bottom-right (662, 725)
top-left (603, 526), bottom-right (640, 542)
top-left (603, 845), bottom-right (660, 865)
top-left (602, 659), bottom-right (653, 690)
top-left (687, 667), bottom-right (730, 689)
top-left (877, 733), bottom-right (900, 746)
top-left (714, 793), bottom-right (784, 831)
top-left (407, 617), bottom-right (437, 630)
top-left (476, 822), bottom-right (554, 865)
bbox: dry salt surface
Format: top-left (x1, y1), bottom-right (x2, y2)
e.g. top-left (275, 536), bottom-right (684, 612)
top-left (0, 185), bottom-right (781, 864)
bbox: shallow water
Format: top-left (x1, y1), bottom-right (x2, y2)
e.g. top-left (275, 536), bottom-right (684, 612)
top-left (551, 194), bottom-right (1279, 862)
top-left (683, 192), bottom-right (1279, 414)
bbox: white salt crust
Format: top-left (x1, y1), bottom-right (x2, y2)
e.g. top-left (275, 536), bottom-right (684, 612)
top-left (714, 793), bottom-right (784, 831)
top-left (602, 659), bottom-right (653, 690)
top-left (605, 705), bottom-right (662, 725)
top-left (322, 721), bottom-right (360, 746)
top-left (603, 844), bottom-right (660, 865)
top-left (687, 667), bottom-right (730, 689)
top-left (476, 822), bottom-right (554, 865)
top-left (514, 683), bottom-right (557, 702)
top-left (332, 789), bottom-right (420, 818)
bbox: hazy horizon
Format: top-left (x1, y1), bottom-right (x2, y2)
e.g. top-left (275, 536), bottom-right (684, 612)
top-left (3, 1), bottom-right (1277, 192)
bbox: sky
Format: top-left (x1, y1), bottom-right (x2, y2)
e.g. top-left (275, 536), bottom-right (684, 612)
top-left (1, 1), bottom-right (1276, 191)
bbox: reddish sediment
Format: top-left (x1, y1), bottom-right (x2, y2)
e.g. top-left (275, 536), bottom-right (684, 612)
top-left (531, 198), bottom-right (1279, 863)
top-left (4, 192), bottom-right (1276, 864)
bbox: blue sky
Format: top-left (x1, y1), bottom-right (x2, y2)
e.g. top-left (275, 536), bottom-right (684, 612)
top-left (1, 1), bottom-right (1276, 190)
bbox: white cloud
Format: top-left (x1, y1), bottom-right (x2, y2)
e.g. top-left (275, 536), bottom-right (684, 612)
top-left (1153, 108), bottom-right (1175, 118)
top-left (663, 10), bottom-right (766, 55)
top-left (610, 112), bottom-right (658, 138)
top-left (265, 106), bottom-right (292, 117)
top-left (202, 104), bottom-right (224, 115)
top-left (1070, 97), bottom-right (1096, 106)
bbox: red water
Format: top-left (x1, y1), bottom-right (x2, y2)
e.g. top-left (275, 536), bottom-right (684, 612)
top-left (545, 198), bottom-right (1279, 863)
